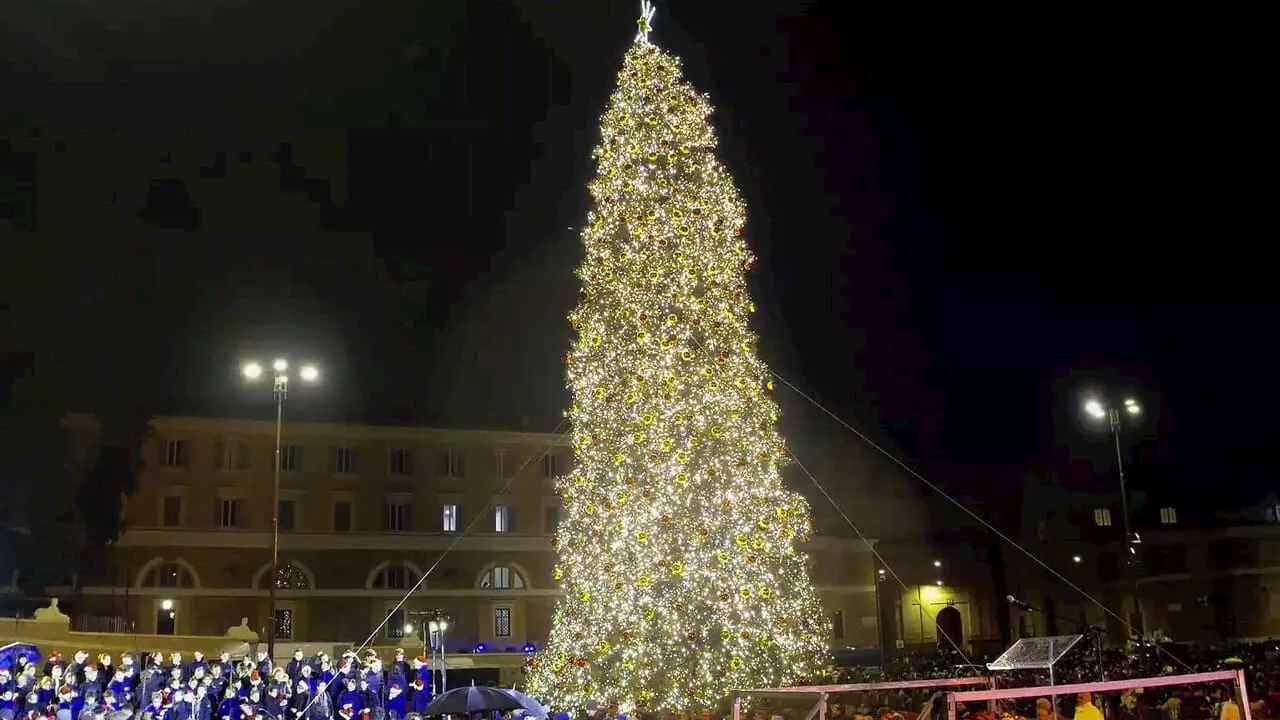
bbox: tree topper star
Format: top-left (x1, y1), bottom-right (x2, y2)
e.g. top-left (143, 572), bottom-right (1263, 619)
top-left (635, 0), bottom-right (656, 42)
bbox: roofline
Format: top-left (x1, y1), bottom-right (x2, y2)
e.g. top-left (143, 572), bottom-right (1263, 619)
top-left (144, 415), bottom-right (571, 446)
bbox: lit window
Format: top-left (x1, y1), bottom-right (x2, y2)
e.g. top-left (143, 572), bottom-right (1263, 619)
top-left (1094, 508), bottom-right (1113, 527)
top-left (1159, 507), bottom-right (1178, 525)
top-left (494, 505), bottom-right (514, 533)
top-left (262, 565), bottom-right (309, 590)
top-left (442, 504), bottom-right (458, 532)
top-left (273, 609), bottom-right (293, 640)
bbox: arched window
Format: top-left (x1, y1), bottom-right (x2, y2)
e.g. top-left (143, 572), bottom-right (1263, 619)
top-left (479, 565), bottom-right (525, 590)
top-left (136, 558), bottom-right (200, 589)
top-left (253, 562), bottom-right (314, 590)
top-left (367, 561), bottom-right (423, 590)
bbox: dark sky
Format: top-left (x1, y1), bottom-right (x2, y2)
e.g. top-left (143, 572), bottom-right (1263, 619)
top-left (4, 7), bottom-right (1278, 503)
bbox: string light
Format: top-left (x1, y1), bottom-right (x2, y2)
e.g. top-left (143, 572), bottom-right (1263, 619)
top-left (526, 10), bottom-right (829, 713)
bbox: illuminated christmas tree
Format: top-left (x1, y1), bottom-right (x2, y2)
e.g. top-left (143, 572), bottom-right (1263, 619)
top-left (525, 3), bottom-right (830, 712)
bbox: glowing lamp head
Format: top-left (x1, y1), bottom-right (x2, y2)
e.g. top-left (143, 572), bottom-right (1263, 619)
top-left (935, 580), bottom-right (944, 586)
top-left (300, 365), bottom-right (320, 383)
top-left (933, 560), bottom-right (942, 568)
top-left (242, 362), bottom-right (263, 380)
top-left (1125, 398), bottom-right (1141, 415)
top-left (403, 624), bottom-right (414, 635)
top-left (273, 359), bottom-right (288, 373)
top-left (161, 600), bottom-right (174, 611)
top-left (1084, 399), bottom-right (1105, 418)
top-left (1073, 555), bottom-right (1082, 563)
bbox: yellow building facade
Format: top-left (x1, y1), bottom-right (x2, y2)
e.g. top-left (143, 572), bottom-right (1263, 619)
top-left (67, 415), bottom-right (892, 656)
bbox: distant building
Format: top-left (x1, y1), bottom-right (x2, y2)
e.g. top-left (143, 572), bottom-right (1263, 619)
top-left (63, 414), bottom-right (904, 654)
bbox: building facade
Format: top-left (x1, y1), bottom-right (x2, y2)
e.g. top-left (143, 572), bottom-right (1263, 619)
top-left (66, 415), bottom-right (890, 656)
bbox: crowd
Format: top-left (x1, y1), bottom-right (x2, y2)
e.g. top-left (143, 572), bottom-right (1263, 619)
top-left (0, 647), bottom-right (436, 720)
top-left (825, 642), bottom-right (1280, 720)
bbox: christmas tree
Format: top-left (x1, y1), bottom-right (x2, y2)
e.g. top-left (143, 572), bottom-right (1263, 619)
top-left (526, 3), bottom-right (830, 712)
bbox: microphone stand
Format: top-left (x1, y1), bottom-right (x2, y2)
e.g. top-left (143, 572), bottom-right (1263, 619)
top-left (1009, 599), bottom-right (1106, 684)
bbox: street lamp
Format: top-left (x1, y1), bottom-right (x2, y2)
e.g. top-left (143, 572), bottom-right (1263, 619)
top-left (243, 357), bottom-right (320, 663)
top-left (427, 611), bottom-right (450, 693)
top-left (1084, 394), bottom-right (1144, 639)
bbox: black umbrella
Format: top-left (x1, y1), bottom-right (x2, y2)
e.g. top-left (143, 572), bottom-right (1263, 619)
top-left (422, 685), bottom-right (526, 716)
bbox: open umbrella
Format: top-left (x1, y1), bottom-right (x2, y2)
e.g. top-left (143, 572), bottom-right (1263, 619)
top-left (422, 685), bottom-right (526, 716)
top-left (504, 689), bottom-right (549, 718)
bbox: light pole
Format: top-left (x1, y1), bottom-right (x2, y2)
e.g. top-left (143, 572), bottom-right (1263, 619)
top-left (243, 358), bottom-right (320, 663)
top-left (428, 611), bottom-right (450, 694)
top-left (1084, 395), bottom-right (1144, 641)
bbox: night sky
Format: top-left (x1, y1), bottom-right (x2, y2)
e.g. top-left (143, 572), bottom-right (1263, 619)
top-left (3, 7), bottom-right (1278, 509)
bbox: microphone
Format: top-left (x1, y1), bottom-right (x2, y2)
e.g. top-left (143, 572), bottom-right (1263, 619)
top-left (1007, 595), bottom-right (1035, 611)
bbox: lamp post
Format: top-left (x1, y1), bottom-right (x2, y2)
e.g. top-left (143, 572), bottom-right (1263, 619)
top-left (243, 358), bottom-right (320, 663)
top-left (1084, 395), bottom-right (1144, 641)
top-left (428, 610), bottom-right (450, 694)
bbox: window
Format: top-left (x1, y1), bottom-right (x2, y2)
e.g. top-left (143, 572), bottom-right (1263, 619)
top-left (495, 452), bottom-right (515, 480)
top-left (389, 447), bottom-right (414, 476)
top-left (219, 499), bottom-right (241, 529)
top-left (162, 496), bottom-right (183, 527)
top-left (494, 505), bottom-right (514, 533)
top-left (441, 504), bottom-right (458, 532)
top-left (164, 439), bottom-right (187, 469)
top-left (278, 500), bottom-right (296, 531)
top-left (262, 565), bottom-right (310, 590)
top-left (333, 501), bottom-right (353, 532)
top-left (143, 562), bottom-right (194, 588)
top-left (331, 446), bottom-right (357, 475)
top-left (1160, 506), bottom-right (1178, 525)
top-left (542, 454), bottom-right (562, 478)
top-left (273, 609), bottom-right (293, 640)
top-left (213, 439), bottom-right (250, 471)
top-left (480, 566), bottom-right (525, 590)
top-left (384, 500), bottom-right (412, 532)
top-left (438, 450), bottom-right (463, 478)
top-left (494, 607), bottom-right (512, 638)
top-left (543, 505), bottom-right (560, 534)
top-left (386, 609), bottom-right (406, 639)
top-left (279, 444), bottom-right (300, 472)
top-left (833, 610), bottom-right (845, 640)
top-left (1094, 508), bottom-right (1113, 527)
top-left (372, 563), bottom-right (420, 590)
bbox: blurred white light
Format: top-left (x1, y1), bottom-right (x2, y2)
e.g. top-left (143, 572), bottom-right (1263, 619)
top-left (161, 599), bottom-right (174, 611)
top-left (273, 359), bottom-right (288, 372)
top-left (403, 624), bottom-right (414, 634)
top-left (935, 580), bottom-right (944, 586)
top-left (242, 363), bottom-right (263, 380)
top-left (1073, 555), bottom-right (1082, 563)
top-left (1124, 398), bottom-right (1137, 406)
top-left (1084, 399), bottom-right (1105, 418)
top-left (877, 568), bottom-right (886, 575)
top-left (1126, 403), bottom-right (1141, 415)
top-left (300, 365), bottom-right (320, 382)
top-left (933, 560), bottom-right (942, 568)
top-left (429, 621), bottom-right (439, 632)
